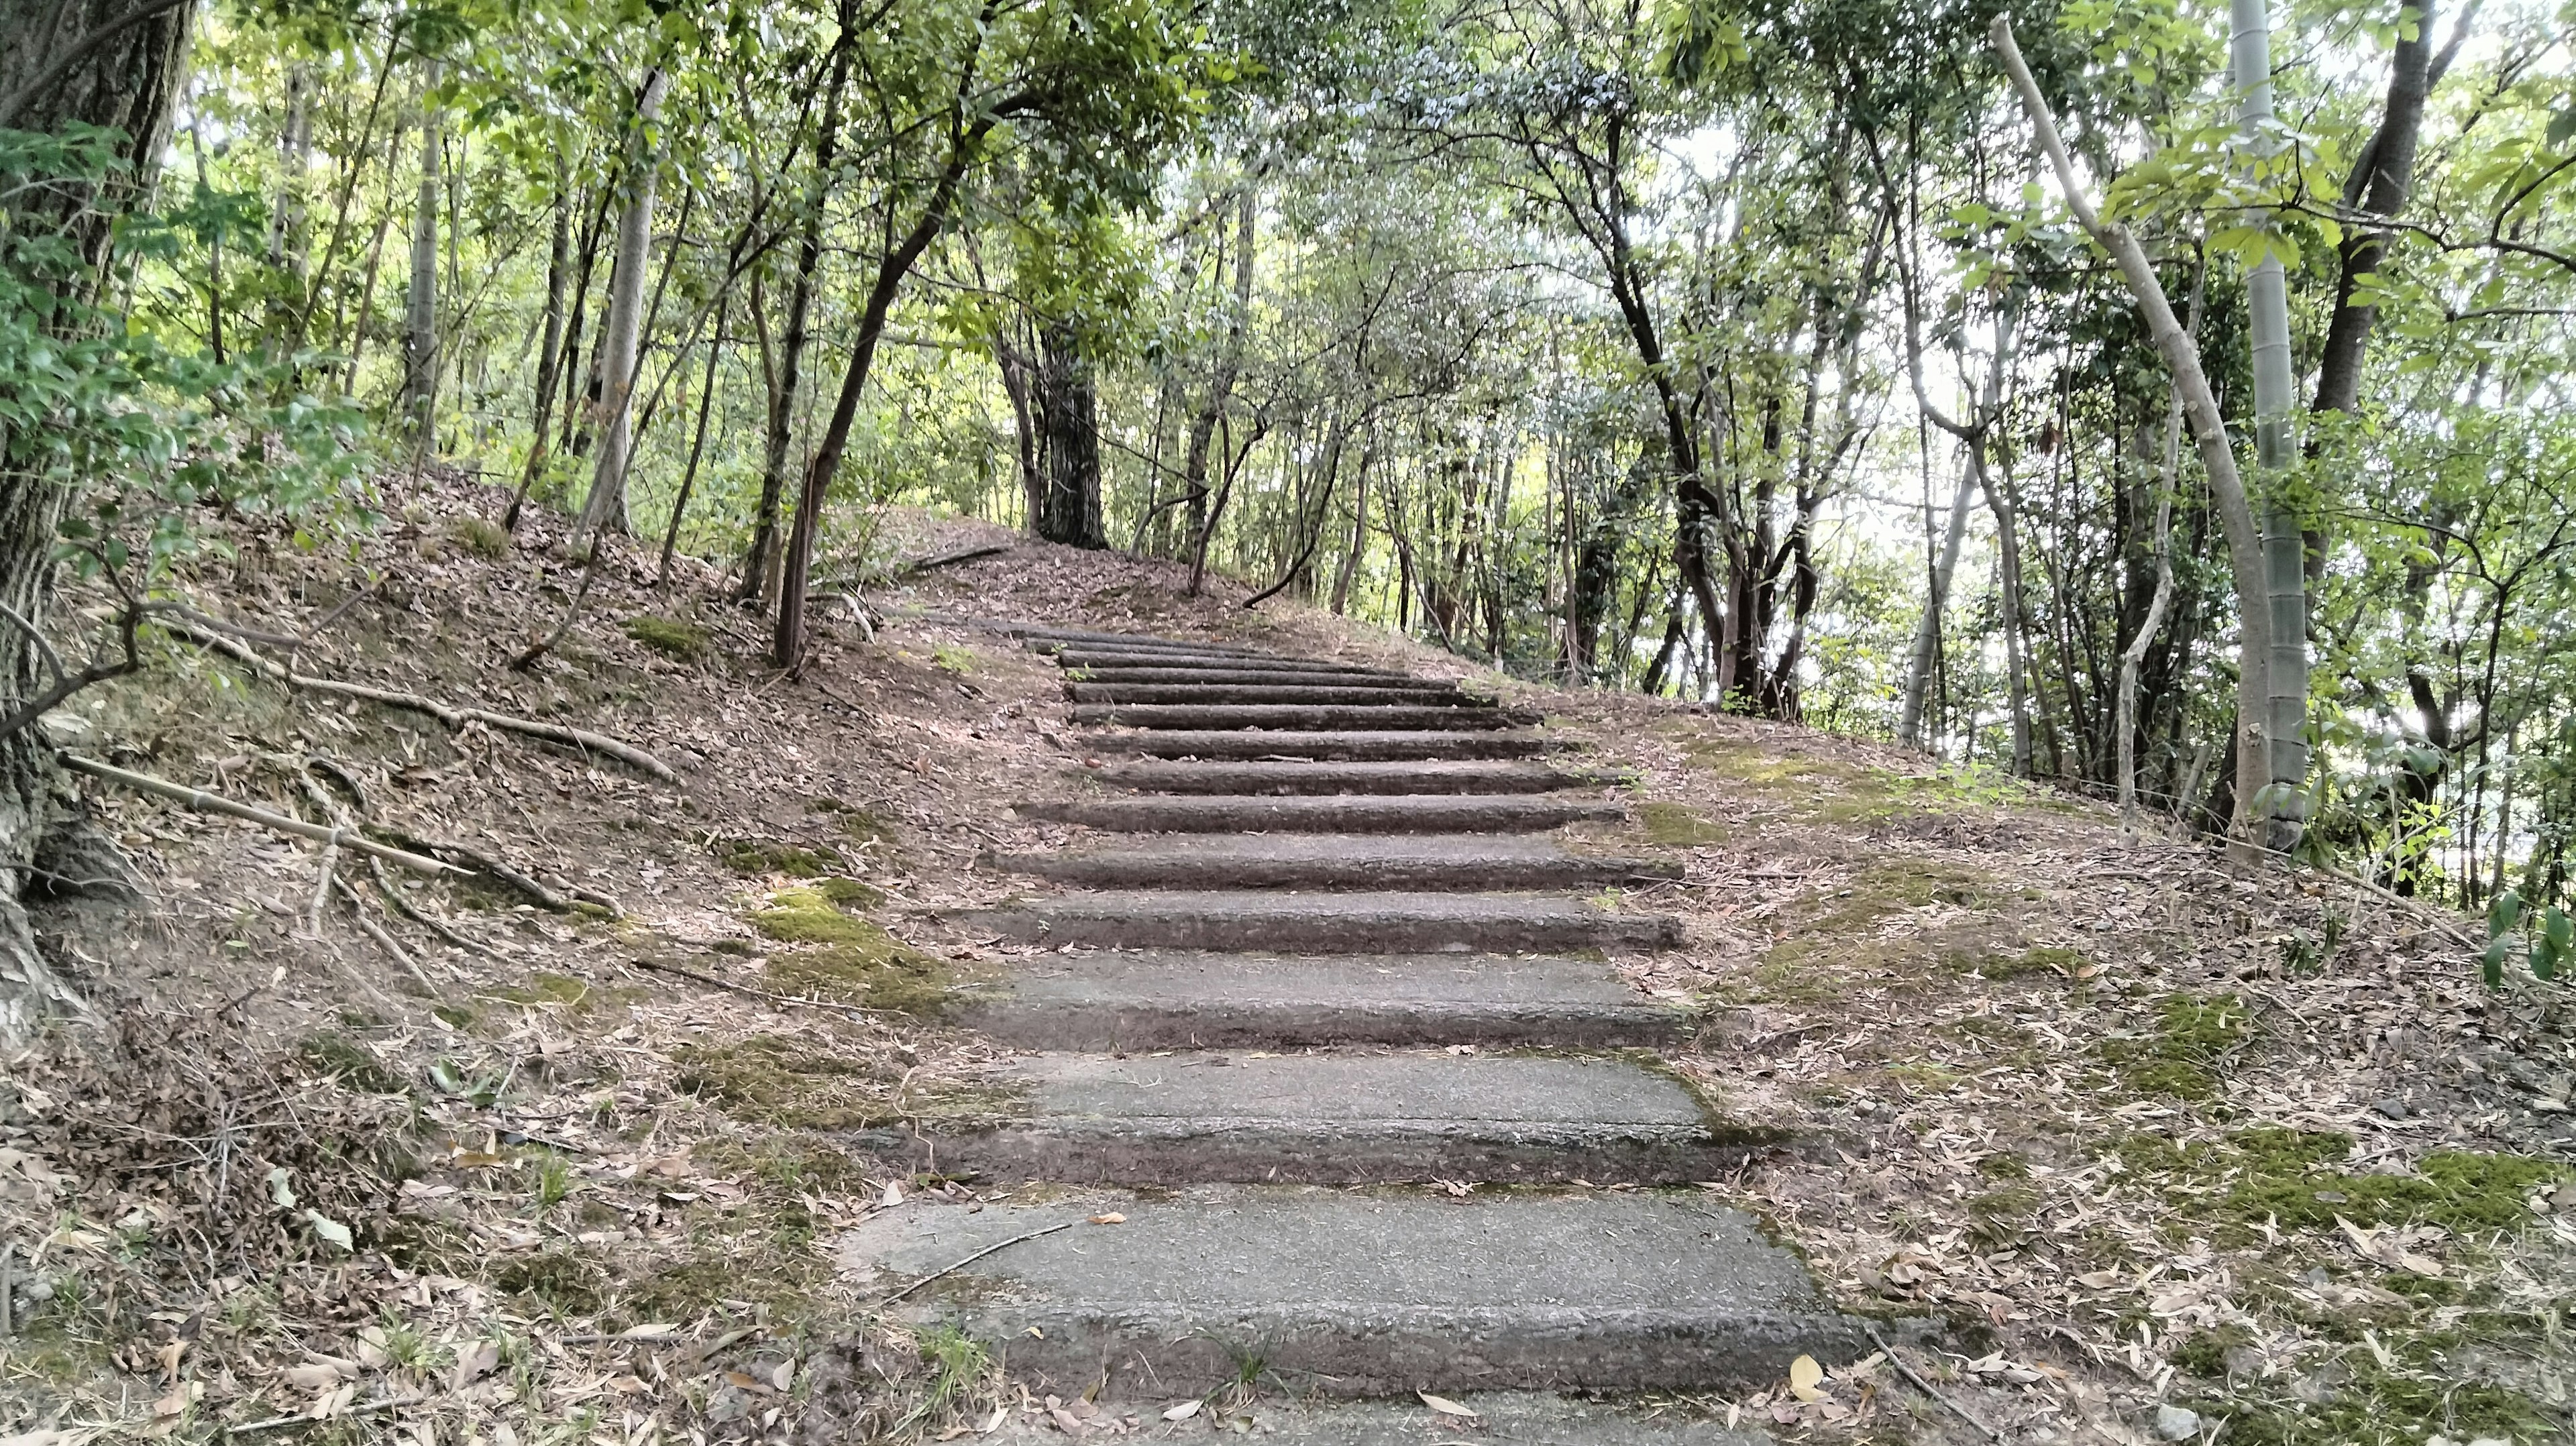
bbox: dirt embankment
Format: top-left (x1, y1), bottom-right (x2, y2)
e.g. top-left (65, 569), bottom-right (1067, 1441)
top-left (0, 476), bottom-right (2569, 1445)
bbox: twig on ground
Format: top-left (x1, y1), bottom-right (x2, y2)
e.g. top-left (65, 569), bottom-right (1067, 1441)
top-left (227, 1393), bottom-right (426, 1434)
top-left (370, 857), bottom-right (501, 966)
top-left (873, 1221), bottom-right (1078, 1310)
top-left (627, 956), bottom-right (894, 1017)
top-left (166, 620), bottom-right (681, 783)
top-left (365, 829), bottom-right (574, 913)
top-left (60, 755), bottom-right (462, 876)
top-left (1864, 1325), bottom-right (1999, 1443)
top-left (333, 875), bottom-right (439, 996)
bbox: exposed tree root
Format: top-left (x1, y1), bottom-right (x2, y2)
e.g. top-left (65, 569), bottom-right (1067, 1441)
top-left (59, 755), bottom-right (460, 876)
top-left (165, 620), bottom-right (681, 783)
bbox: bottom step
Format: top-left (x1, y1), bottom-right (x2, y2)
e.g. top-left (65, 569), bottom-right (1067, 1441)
top-left (842, 1187), bottom-right (1875, 1397)
top-left (983, 1392), bottom-right (1770, 1443)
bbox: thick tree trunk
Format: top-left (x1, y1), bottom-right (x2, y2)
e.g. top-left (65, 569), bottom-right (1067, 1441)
top-left (400, 62), bottom-right (440, 442)
top-left (1032, 321), bottom-right (1107, 548)
top-left (0, 0), bottom-right (200, 1043)
top-left (574, 69), bottom-right (669, 545)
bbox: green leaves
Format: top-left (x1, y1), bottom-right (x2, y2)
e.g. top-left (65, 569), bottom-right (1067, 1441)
top-left (2480, 889), bottom-right (2570, 989)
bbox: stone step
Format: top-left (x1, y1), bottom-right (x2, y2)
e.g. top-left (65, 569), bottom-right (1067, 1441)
top-left (1071, 704), bottom-right (1538, 731)
top-left (969, 891), bottom-right (1682, 952)
top-left (1079, 730), bottom-right (1575, 761)
top-left (1089, 759), bottom-right (1628, 795)
top-left (1006, 625), bottom-right (1273, 655)
top-left (869, 1052), bottom-right (1770, 1186)
top-left (980, 1393), bottom-right (1769, 1444)
top-left (953, 951), bottom-right (1692, 1049)
top-left (986, 834), bottom-right (1678, 889)
top-left (1051, 649), bottom-right (1415, 676)
top-left (1061, 667), bottom-right (1455, 689)
top-left (1065, 683), bottom-right (1480, 708)
top-left (841, 1186), bottom-right (1872, 1397)
top-left (1013, 795), bottom-right (1625, 834)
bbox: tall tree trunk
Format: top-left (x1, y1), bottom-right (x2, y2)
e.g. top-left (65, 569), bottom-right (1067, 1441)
top-left (1181, 186), bottom-right (1256, 588)
top-left (505, 158), bottom-right (573, 529)
top-left (574, 69), bottom-right (669, 546)
top-left (772, 56), bottom-right (995, 668)
top-left (2312, 0), bottom-right (2447, 419)
top-left (1032, 321), bottom-right (1107, 548)
top-left (659, 292), bottom-right (729, 585)
top-left (0, 0), bottom-right (200, 1042)
top-left (743, 11), bottom-right (852, 605)
top-left (1330, 456), bottom-right (1368, 614)
top-left (1996, 15), bottom-right (2273, 857)
top-left (400, 62), bottom-right (440, 443)
top-left (991, 318), bottom-right (1042, 528)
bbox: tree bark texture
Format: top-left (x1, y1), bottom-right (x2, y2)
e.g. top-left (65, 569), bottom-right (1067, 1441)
top-left (0, 0), bottom-right (199, 1043)
top-left (1033, 321), bottom-right (1108, 548)
top-left (575, 69), bottom-right (669, 544)
top-left (401, 62), bottom-right (441, 441)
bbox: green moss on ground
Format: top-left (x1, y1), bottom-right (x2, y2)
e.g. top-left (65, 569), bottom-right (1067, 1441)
top-left (750, 886), bottom-right (877, 946)
top-left (767, 936), bottom-right (953, 1017)
top-left (496, 1249), bottom-right (607, 1315)
top-left (297, 1032), bottom-right (406, 1094)
top-left (1750, 856), bottom-right (2008, 999)
top-left (1972, 945), bottom-right (2080, 981)
top-left (623, 614), bottom-right (709, 660)
top-left (671, 1035), bottom-right (1022, 1130)
top-left (449, 516), bottom-right (510, 559)
top-left (494, 973), bottom-right (593, 1011)
top-left (1638, 801), bottom-right (1729, 846)
top-left (2098, 993), bottom-right (2247, 1100)
top-left (718, 837), bottom-right (849, 878)
top-left (2114, 1127), bottom-right (2565, 1239)
top-left (2181, 1335), bottom-right (2557, 1446)
top-left (814, 875), bottom-right (885, 907)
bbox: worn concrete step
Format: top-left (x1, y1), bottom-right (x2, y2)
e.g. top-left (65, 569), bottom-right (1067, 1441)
top-left (1060, 667), bottom-right (1454, 689)
top-left (841, 1186), bottom-right (1872, 1397)
top-left (981, 1393), bottom-right (1768, 1445)
top-left (1014, 795), bottom-right (1625, 834)
top-left (1065, 683), bottom-right (1479, 708)
top-left (987, 834), bottom-right (1678, 889)
top-left (1006, 625), bottom-right (1273, 655)
top-left (1089, 759), bottom-right (1627, 795)
top-left (953, 951), bottom-right (1692, 1049)
top-left (1071, 703), bottom-right (1538, 731)
top-left (969, 890), bottom-right (1682, 952)
top-left (1080, 729), bottom-right (1576, 761)
top-left (1052, 649), bottom-right (1415, 676)
top-left (871, 1052), bottom-right (1769, 1186)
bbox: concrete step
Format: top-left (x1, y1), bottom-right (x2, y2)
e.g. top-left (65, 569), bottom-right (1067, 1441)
top-left (953, 950), bottom-right (1693, 1049)
top-left (968, 890), bottom-right (1682, 952)
top-left (1012, 795), bottom-right (1625, 834)
top-left (1089, 759), bottom-right (1629, 795)
top-left (1006, 625), bottom-right (1273, 655)
top-left (1071, 704), bottom-right (1538, 731)
top-left (980, 1392), bottom-right (1769, 1445)
top-left (1080, 729), bottom-right (1576, 761)
top-left (871, 1052), bottom-right (1771, 1186)
top-left (986, 834), bottom-right (1680, 889)
top-left (1059, 667), bottom-right (1455, 688)
top-left (1053, 649), bottom-right (1416, 676)
top-left (841, 1186), bottom-right (1872, 1397)
top-left (1065, 683), bottom-right (1479, 707)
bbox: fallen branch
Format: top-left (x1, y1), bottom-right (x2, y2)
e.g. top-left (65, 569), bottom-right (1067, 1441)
top-left (167, 621), bottom-right (680, 783)
top-left (333, 875), bottom-right (439, 996)
top-left (628, 955), bottom-right (893, 1017)
top-left (60, 756), bottom-right (463, 877)
top-left (894, 542), bottom-right (1011, 575)
top-left (362, 828), bottom-right (577, 914)
top-left (1864, 1325), bottom-right (1998, 1443)
top-left (372, 857), bottom-right (506, 963)
top-left (872, 1221), bottom-right (1077, 1310)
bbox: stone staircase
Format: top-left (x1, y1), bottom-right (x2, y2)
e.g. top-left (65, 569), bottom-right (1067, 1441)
top-left (844, 626), bottom-right (1868, 1438)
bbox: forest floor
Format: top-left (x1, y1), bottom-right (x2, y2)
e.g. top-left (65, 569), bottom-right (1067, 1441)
top-left (0, 474), bottom-right (2569, 1446)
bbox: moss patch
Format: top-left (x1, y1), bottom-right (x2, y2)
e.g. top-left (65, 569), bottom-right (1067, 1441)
top-left (1639, 802), bottom-right (1729, 846)
top-left (2182, 1335), bottom-right (2557, 1446)
top-left (1972, 945), bottom-right (2080, 981)
top-left (2115, 1127), bottom-right (2565, 1237)
top-left (496, 1249), bottom-right (606, 1315)
top-left (1751, 857), bottom-right (2010, 999)
top-left (718, 838), bottom-right (849, 878)
top-left (751, 887), bottom-right (877, 946)
top-left (767, 936), bottom-right (953, 1017)
top-left (297, 1032), bottom-right (406, 1095)
top-left (814, 875), bottom-right (885, 908)
top-left (494, 973), bottom-right (593, 1011)
top-left (670, 1036), bottom-right (888, 1129)
top-left (623, 614), bottom-right (709, 660)
top-left (2098, 993), bottom-right (2247, 1100)
top-left (449, 515), bottom-right (511, 559)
